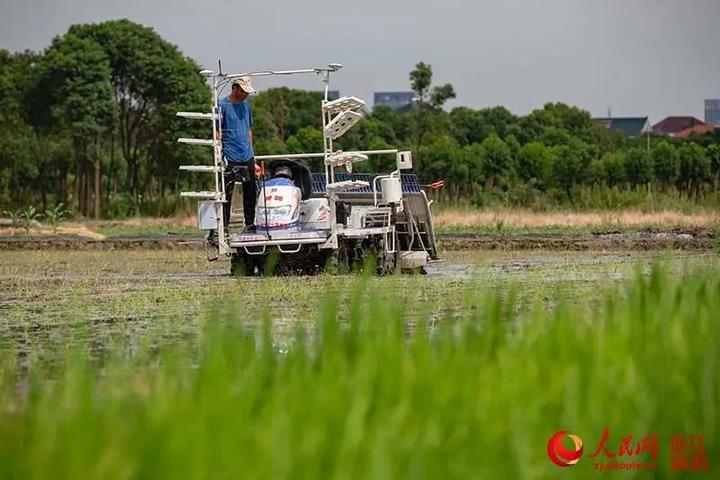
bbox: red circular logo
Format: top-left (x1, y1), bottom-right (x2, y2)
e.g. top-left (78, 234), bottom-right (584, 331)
top-left (548, 431), bottom-right (584, 467)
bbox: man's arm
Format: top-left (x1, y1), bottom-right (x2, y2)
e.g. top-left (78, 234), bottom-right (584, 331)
top-left (248, 106), bottom-right (253, 146)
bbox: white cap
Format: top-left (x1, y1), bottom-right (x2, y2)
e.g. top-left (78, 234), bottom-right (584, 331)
top-left (230, 76), bottom-right (256, 93)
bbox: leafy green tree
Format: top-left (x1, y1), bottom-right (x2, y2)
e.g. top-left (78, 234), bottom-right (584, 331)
top-left (587, 157), bottom-right (605, 186)
top-left (251, 109), bottom-right (284, 150)
top-left (504, 134), bottom-right (520, 164)
top-left (286, 127), bottom-right (323, 154)
top-left (369, 106), bottom-right (409, 144)
top-left (541, 102), bottom-right (595, 138)
top-left (4, 33), bottom-right (720, 215)
top-left (515, 102), bottom-right (596, 146)
top-left (517, 142), bottom-right (550, 188)
top-left (677, 143), bottom-right (710, 197)
top-left (591, 125), bottom-right (626, 155)
top-left (480, 106), bottom-right (516, 139)
top-left (707, 144), bottom-right (720, 192)
top-left (334, 115), bottom-right (394, 153)
top-left (0, 50), bottom-right (38, 124)
top-left (365, 137), bottom-right (395, 173)
top-left (429, 84), bottom-right (456, 108)
top-left (540, 126), bottom-right (571, 146)
top-left (252, 88), bottom-right (288, 140)
top-left (600, 151), bottom-right (627, 187)
top-left (624, 148), bottom-right (653, 187)
top-left (252, 87), bottom-right (323, 140)
top-left (0, 50), bottom-right (43, 206)
top-left (548, 139), bottom-right (591, 197)
top-left (409, 62), bottom-right (432, 105)
top-left (450, 107), bottom-right (487, 145)
top-left (253, 137), bottom-right (288, 157)
top-left (40, 33), bottom-right (117, 217)
top-left (652, 141), bottom-right (679, 189)
top-left (480, 134), bottom-right (512, 188)
top-left (65, 20), bottom-right (210, 203)
top-left (418, 135), bottom-right (463, 198)
top-left (409, 62), bottom-right (456, 163)
top-left (460, 143), bottom-right (485, 190)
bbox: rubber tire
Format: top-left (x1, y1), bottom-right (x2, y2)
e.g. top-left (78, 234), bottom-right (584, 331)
top-left (230, 254), bottom-right (255, 276)
top-left (326, 244), bottom-right (350, 275)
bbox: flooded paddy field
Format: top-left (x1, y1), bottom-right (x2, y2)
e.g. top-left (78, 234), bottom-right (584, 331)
top-left (1, 248), bottom-right (717, 364)
top-left (1, 248), bottom-right (719, 478)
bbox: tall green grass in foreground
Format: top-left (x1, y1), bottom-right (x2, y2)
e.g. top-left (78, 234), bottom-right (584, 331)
top-left (0, 268), bottom-right (718, 479)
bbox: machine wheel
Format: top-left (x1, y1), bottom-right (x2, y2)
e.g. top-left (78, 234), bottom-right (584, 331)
top-left (326, 243), bottom-right (350, 275)
top-left (377, 236), bottom-right (398, 275)
top-left (230, 254), bottom-right (256, 276)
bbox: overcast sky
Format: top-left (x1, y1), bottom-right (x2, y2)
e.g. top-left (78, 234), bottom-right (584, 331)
top-left (1, 0), bottom-right (719, 122)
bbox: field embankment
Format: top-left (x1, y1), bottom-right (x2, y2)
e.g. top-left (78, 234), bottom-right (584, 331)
top-left (0, 208), bottom-right (716, 251)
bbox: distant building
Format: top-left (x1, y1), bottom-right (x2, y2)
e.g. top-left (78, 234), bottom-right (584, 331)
top-left (705, 99), bottom-right (720, 126)
top-left (373, 91), bottom-right (415, 111)
top-left (592, 117), bottom-right (651, 137)
top-left (675, 124), bottom-right (716, 139)
top-left (653, 116), bottom-right (707, 136)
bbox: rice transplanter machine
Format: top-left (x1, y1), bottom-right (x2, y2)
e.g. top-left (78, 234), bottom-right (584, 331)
top-left (176, 63), bottom-right (438, 275)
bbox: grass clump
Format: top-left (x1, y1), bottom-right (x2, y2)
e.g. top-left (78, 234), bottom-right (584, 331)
top-left (0, 268), bottom-right (717, 478)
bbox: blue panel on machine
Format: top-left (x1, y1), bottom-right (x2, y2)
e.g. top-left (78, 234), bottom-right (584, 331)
top-left (310, 173), bottom-right (422, 194)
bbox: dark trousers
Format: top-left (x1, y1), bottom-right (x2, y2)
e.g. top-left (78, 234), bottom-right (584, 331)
top-left (223, 158), bottom-right (256, 229)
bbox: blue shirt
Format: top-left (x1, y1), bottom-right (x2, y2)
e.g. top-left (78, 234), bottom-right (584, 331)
top-left (219, 97), bottom-right (254, 163)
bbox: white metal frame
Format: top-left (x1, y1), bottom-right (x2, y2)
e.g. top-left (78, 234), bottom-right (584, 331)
top-left (177, 63), bottom-right (413, 257)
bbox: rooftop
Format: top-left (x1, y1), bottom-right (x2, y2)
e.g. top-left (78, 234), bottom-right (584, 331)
top-left (592, 117), bottom-right (650, 137)
top-left (675, 124), bottom-right (716, 139)
top-left (652, 116), bottom-right (706, 135)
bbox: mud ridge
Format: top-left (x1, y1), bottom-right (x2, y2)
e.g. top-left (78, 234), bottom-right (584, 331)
top-left (0, 229), bottom-right (715, 251)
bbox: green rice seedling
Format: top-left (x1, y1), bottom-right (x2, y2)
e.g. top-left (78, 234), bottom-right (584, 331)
top-left (0, 266), bottom-right (717, 479)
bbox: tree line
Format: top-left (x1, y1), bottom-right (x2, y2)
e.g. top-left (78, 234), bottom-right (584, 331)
top-left (1, 20), bottom-right (719, 218)
top-left (0, 19), bottom-right (208, 217)
top-left (251, 63), bottom-right (720, 207)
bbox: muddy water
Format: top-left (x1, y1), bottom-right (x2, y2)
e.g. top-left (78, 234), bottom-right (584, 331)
top-left (0, 249), bottom-right (717, 367)
top-left (428, 250), bottom-right (714, 280)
